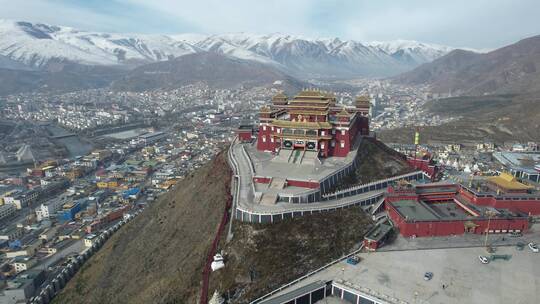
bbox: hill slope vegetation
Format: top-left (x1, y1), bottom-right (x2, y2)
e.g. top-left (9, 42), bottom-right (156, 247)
top-left (53, 140), bottom-right (413, 303)
top-left (111, 52), bottom-right (304, 92)
top-left (379, 94), bottom-right (540, 144)
top-left (394, 35), bottom-right (540, 95)
top-left (53, 151), bottom-right (232, 304)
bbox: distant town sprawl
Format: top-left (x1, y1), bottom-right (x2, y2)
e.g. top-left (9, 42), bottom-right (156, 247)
top-left (1, 81), bottom-right (454, 133)
top-left (0, 80), bottom-right (538, 303)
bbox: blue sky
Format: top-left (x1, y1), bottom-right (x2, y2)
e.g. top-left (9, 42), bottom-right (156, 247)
top-left (0, 0), bottom-right (539, 49)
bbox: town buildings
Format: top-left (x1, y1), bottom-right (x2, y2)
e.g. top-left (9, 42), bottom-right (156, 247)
top-left (0, 204), bottom-right (16, 221)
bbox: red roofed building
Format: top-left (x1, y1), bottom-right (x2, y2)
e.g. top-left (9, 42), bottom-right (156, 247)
top-left (256, 90), bottom-right (370, 158)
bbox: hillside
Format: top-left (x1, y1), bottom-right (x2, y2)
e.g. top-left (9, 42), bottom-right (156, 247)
top-left (210, 207), bottom-right (373, 303)
top-left (50, 139), bottom-right (413, 303)
top-left (52, 151), bottom-right (232, 304)
top-left (110, 52), bottom-right (304, 92)
top-left (0, 62), bottom-right (126, 95)
top-left (393, 35), bottom-right (540, 95)
top-left (329, 139), bottom-right (413, 192)
top-left (378, 94), bottom-right (540, 144)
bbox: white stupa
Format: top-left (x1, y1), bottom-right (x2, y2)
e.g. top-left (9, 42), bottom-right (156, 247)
top-left (209, 291), bottom-right (225, 304)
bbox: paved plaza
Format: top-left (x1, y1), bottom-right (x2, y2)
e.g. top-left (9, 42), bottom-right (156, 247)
top-left (264, 244), bottom-right (540, 304)
top-left (231, 140), bottom-right (386, 214)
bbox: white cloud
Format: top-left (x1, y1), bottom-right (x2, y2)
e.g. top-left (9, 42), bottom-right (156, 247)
top-left (123, 0), bottom-right (318, 36)
top-left (0, 0), bottom-right (129, 32)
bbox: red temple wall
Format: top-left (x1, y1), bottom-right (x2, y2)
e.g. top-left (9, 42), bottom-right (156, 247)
top-left (286, 179), bottom-right (320, 189)
top-left (256, 125), bottom-right (276, 151)
top-left (332, 129), bottom-right (350, 157)
top-left (458, 188), bottom-right (540, 215)
top-left (253, 177), bottom-right (271, 184)
top-left (238, 131), bottom-right (252, 142)
top-left (386, 202), bottom-right (529, 237)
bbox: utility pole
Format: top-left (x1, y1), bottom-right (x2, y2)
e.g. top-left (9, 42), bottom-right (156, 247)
top-left (414, 128), bottom-right (420, 170)
top-left (484, 210), bottom-right (495, 251)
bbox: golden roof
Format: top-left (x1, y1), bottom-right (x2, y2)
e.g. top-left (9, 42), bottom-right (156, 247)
top-left (355, 95), bottom-right (370, 106)
top-left (355, 95), bottom-right (370, 102)
top-left (272, 92), bottom-right (288, 100)
top-left (259, 105), bottom-right (272, 113)
top-left (487, 172), bottom-right (533, 191)
top-left (295, 89), bottom-right (327, 98)
top-left (271, 119), bottom-right (332, 130)
top-left (336, 108), bottom-right (350, 117)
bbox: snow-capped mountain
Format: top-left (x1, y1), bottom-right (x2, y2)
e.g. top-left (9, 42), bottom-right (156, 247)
top-left (0, 20), bottom-right (200, 68)
top-left (366, 40), bottom-right (453, 62)
top-left (0, 20), bottom-right (464, 78)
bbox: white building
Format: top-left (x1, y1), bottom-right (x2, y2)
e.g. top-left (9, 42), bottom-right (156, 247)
top-left (13, 256), bottom-right (36, 273)
top-left (35, 196), bottom-right (68, 221)
top-left (84, 234), bottom-right (97, 247)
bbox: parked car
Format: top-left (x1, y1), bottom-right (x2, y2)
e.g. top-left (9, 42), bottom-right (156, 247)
top-left (478, 255), bottom-right (490, 264)
top-left (508, 231), bottom-right (522, 237)
top-left (528, 242), bottom-right (539, 253)
top-left (516, 242), bottom-right (525, 251)
top-left (346, 256), bottom-right (360, 265)
top-left (424, 272), bottom-right (433, 281)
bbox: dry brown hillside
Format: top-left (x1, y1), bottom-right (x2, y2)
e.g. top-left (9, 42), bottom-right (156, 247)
top-left (210, 207), bottom-right (373, 303)
top-left (53, 140), bottom-right (401, 304)
top-left (52, 151), bottom-right (232, 304)
top-left (328, 139), bottom-right (414, 192)
top-left (378, 94), bottom-right (540, 144)
top-left (393, 35), bottom-right (540, 95)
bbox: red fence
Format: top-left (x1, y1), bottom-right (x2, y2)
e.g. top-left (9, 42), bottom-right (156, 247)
top-left (200, 180), bottom-right (233, 304)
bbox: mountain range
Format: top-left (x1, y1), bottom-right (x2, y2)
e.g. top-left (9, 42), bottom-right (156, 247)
top-left (111, 52), bottom-right (303, 92)
top-left (0, 19), bottom-right (456, 79)
top-left (393, 35), bottom-right (540, 95)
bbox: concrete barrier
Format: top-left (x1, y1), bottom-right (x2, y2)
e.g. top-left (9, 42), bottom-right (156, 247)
top-left (235, 171), bottom-right (429, 223)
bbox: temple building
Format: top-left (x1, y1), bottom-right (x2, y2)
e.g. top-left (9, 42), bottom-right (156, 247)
top-left (256, 90), bottom-right (370, 158)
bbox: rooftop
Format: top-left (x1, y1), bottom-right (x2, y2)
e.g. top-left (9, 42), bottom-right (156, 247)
top-left (391, 200), bottom-right (472, 221)
top-left (487, 172), bottom-right (533, 191)
top-left (391, 200), bottom-right (440, 221)
top-left (364, 223), bottom-right (393, 242)
top-left (265, 246), bottom-right (540, 304)
top-left (246, 136), bottom-right (361, 182)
